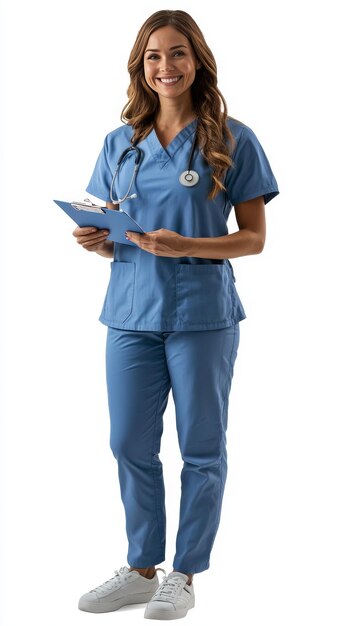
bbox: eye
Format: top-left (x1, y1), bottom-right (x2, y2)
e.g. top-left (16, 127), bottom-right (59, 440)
top-left (173, 50), bottom-right (185, 57)
top-left (146, 54), bottom-right (159, 60)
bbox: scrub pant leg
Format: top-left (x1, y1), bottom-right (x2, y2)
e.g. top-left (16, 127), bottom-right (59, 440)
top-left (105, 323), bottom-right (240, 574)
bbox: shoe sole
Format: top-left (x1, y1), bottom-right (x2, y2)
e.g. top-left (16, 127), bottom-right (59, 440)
top-left (144, 602), bottom-right (195, 620)
top-left (78, 590), bottom-right (156, 613)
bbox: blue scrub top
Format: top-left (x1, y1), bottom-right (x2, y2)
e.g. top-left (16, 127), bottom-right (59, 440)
top-left (86, 117), bottom-right (279, 332)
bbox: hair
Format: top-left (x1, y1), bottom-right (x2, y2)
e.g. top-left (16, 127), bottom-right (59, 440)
top-left (121, 10), bottom-right (235, 200)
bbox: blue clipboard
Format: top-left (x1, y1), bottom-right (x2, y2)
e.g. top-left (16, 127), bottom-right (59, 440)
top-left (53, 199), bottom-right (145, 247)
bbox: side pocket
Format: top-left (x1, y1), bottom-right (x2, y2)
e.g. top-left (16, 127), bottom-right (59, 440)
top-left (100, 261), bottom-right (135, 324)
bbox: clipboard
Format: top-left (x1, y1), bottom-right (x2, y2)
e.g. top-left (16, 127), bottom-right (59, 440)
top-left (53, 199), bottom-right (145, 247)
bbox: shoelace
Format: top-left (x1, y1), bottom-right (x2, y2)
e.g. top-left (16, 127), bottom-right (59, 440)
top-left (90, 566), bottom-right (131, 594)
top-left (152, 575), bottom-right (185, 603)
top-left (90, 566), bottom-right (167, 596)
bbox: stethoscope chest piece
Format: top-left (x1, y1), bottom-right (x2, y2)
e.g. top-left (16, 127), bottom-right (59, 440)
top-left (179, 170), bottom-right (200, 187)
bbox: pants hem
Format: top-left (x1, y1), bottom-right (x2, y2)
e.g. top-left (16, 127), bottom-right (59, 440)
top-left (172, 560), bottom-right (210, 574)
top-left (128, 557), bottom-right (166, 568)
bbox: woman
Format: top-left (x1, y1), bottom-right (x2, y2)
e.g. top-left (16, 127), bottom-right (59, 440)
top-left (75, 9), bottom-right (279, 621)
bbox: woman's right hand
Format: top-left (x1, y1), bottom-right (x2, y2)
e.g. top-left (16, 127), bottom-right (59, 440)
top-left (72, 203), bottom-right (117, 257)
top-left (72, 226), bottom-right (110, 252)
top-left (72, 226), bottom-right (114, 258)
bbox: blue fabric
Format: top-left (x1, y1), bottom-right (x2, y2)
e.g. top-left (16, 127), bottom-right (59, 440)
top-left (86, 118), bottom-right (279, 331)
top-left (106, 323), bottom-right (240, 573)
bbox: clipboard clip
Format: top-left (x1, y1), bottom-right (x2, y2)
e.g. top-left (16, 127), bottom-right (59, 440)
top-left (71, 198), bottom-right (106, 213)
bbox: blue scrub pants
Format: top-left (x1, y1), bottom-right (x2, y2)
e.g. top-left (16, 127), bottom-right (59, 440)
top-left (105, 323), bottom-right (240, 574)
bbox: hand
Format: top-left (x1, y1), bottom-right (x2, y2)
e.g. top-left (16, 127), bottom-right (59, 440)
top-left (72, 226), bottom-right (110, 252)
top-left (125, 228), bottom-right (190, 257)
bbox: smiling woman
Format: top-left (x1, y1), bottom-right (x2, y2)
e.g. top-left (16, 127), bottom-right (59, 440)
top-left (72, 8), bottom-right (280, 622)
top-left (123, 13), bottom-right (234, 197)
top-left (142, 28), bottom-right (201, 147)
top-left (144, 29), bottom-right (201, 97)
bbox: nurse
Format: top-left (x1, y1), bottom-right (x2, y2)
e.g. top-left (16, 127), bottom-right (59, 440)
top-left (74, 9), bottom-right (279, 621)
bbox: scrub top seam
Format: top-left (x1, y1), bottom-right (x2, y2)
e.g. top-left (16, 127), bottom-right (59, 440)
top-left (223, 125), bottom-right (245, 206)
top-left (231, 185), bottom-right (280, 206)
top-left (99, 318), bottom-right (239, 332)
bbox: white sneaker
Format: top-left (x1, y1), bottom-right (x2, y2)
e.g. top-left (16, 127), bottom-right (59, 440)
top-left (78, 566), bottom-right (165, 613)
top-left (144, 571), bottom-right (195, 620)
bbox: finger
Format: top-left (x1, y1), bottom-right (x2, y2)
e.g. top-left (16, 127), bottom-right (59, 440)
top-left (77, 231), bottom-right (109, 245)
top-left (72, 226), bottom-right (98, 237)
top-left (126, 232), bottom-right (148, 245)
top-left (125, 230), bottom-right (144, 238)
top-left (82, 242), bottom-right (105, 251)
top-left (79, 236), bottom-right (109, 248)
top-left (82, 235), bottom-right (109, 249)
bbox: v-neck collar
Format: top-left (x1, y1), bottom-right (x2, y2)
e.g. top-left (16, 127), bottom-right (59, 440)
top-left (146, 118), bottom-right (197, 166)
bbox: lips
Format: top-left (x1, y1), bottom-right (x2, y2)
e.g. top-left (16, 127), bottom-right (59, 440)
top-left (156, 76), bottom-right (182, 84)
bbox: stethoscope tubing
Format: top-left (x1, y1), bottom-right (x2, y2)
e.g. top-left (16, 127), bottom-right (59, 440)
top-left (109, 129), bottom-right (198, 205)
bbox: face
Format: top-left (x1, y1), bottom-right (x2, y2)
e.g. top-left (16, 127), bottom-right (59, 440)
top-left (143, 25), bottom-right (201, 102)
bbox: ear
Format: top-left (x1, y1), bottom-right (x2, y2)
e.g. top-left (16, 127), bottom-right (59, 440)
top-left (196, 60), bottom-right (202, 70)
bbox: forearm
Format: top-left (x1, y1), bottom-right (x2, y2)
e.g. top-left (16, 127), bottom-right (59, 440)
top-left (95, 241), bottom-right (114, 258)
top-left (183, 229), bottom-right (265, 260)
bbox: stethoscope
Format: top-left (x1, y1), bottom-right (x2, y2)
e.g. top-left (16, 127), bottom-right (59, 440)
top-left (109, 130), bottom-right (199, 205)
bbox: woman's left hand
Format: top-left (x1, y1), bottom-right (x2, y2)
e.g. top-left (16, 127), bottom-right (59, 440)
top-left (125, 228), bottom-right (190, 257)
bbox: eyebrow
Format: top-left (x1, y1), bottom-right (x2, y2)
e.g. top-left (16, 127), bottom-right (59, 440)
top-left (144, 44), bottom-right (188, 53)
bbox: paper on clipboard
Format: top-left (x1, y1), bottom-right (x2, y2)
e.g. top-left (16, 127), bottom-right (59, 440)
top-left (53, 199), bottom-right (145, 246)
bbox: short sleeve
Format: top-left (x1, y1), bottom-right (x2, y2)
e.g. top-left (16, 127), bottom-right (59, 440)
top-left (85, 135), bottom-right (114, 202)
top-left (225, 124), bottom-right (279, 206)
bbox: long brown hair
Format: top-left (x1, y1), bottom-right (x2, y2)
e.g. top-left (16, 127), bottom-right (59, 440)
top-left (121, 10), bottom-right (235, 200)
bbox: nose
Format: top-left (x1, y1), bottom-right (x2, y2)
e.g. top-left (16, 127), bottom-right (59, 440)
top-left (158, 56), bottom-right (176, 73)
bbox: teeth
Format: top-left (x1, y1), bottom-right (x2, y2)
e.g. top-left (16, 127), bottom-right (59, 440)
top-left (159, 77), bottom-right (180, 84)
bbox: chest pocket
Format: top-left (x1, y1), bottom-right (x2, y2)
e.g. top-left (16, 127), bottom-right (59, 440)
top-left (175, 263), bottom-right (245, 325)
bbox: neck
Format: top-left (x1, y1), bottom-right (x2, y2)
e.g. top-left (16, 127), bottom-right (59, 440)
top-left (155, 94), bottom-right (196, 130)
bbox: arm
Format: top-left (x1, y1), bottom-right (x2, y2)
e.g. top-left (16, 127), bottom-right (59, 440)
top-left (72, 201), bottom-right (118, 258)
top-left (183, 196), bottom-right (266, 260)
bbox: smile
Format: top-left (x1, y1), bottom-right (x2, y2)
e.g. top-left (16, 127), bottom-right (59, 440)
top-left (157, 76), bottom-right (182, 84)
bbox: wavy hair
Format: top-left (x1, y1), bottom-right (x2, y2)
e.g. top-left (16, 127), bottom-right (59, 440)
top-left (121, 10), bottom-right (235, 200)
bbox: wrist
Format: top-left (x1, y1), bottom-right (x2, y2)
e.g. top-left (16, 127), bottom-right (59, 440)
top-left (96, 240), bottom-right (114, 258)
top-left (182, 236), bottom-right (198, 257)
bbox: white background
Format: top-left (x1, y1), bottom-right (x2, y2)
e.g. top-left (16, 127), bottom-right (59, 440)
top-left (0, 0), bottom-right (350, 625)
